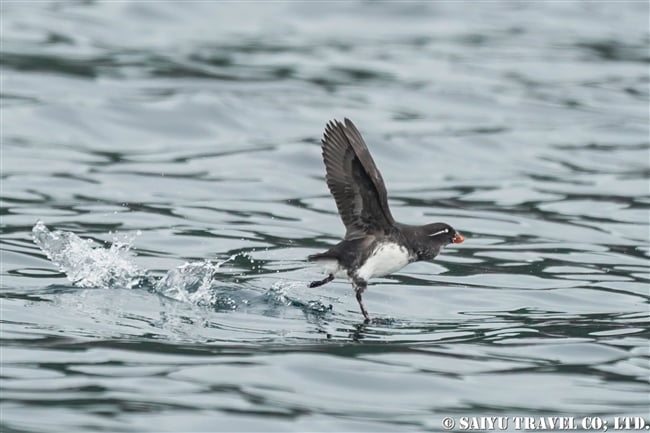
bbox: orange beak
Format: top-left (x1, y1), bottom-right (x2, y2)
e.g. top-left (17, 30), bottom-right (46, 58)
top-left (452, 233), bottom-right (465, 244)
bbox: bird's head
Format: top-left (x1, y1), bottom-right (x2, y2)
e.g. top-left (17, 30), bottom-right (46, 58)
top-left (415, 222), bottom-right (464, 260)
top-left (424, 223), bottom-right (464, 245)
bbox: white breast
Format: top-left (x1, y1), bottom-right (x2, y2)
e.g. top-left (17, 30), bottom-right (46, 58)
top-left (356, 242), bottom-right (411, 281)
top-left (313, 258), bottom-right (348, 278)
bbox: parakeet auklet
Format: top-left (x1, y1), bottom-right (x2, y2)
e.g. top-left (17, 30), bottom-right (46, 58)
top-left (308, 118), bottom-right (464, 322)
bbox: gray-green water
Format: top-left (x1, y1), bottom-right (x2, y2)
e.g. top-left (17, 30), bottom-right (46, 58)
top-left (1, 2), bottom-right (649, 432)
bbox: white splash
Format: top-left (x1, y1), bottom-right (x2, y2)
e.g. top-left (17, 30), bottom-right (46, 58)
top-left (32, 221), bottom-right (242, 305)
top-left (265, 281), bottom-right (333, 313)
top-left (32, 220), bottom-right (143, 289)
top-left (155, 259), bottom-right (234, 307)
top-left (31, 221), bottom-right (332, 316)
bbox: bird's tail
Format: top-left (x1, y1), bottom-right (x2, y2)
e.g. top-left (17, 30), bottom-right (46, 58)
top-left (307, 251), bottom-right (337, 262)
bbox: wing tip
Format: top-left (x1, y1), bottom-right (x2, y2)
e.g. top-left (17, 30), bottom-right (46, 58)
top-left (343, 117), bottom-right (356, 129)
top-left (321, 118), bottom-right (347, 148)
top-left (325, 118), bottom-right (343, 130)
top-left (324, 117), bottom-right (356, 129)
top-left (322, 118), bottom-right (360, 145)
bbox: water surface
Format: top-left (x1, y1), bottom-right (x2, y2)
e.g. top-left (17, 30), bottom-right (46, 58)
top-left (1, 1), bottom-right (649, 432)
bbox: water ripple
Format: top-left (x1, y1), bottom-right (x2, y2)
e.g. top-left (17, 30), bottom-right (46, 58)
top-left (2, 1), bottom-right (649, 432)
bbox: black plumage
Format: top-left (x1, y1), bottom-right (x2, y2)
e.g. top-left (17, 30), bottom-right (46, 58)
top-left (309, 119), bottom-right (464, 321)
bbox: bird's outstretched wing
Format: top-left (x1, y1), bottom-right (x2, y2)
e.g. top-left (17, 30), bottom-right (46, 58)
top-left (321, 118), bottom-right (395, 239)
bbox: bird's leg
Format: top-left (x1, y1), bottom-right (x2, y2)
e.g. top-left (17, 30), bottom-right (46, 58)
top-left (352, 277), bottom-right (370, 322)
top-left (309, 274), bottom-right (334, 288)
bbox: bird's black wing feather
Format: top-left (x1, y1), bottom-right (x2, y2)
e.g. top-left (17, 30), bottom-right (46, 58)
top-left (321, 118), bottom-right (395, 239)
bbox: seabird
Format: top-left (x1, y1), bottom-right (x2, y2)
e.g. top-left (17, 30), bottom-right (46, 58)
top-left (308, 118), bottom-right (464, 321)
